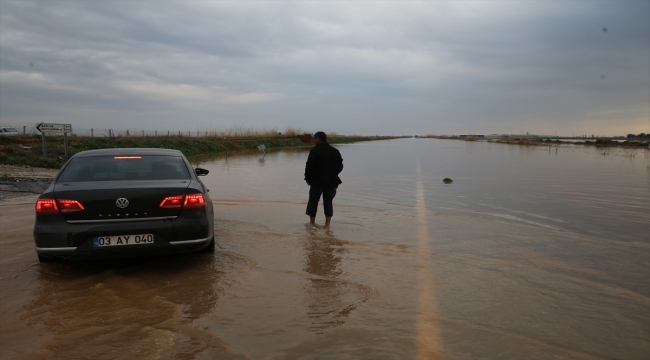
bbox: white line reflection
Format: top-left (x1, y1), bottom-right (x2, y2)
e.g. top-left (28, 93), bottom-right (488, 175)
top-left (414, 156), bottom-right (442, 358)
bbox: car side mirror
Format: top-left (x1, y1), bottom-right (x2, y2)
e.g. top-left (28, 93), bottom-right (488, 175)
top-left (194, 168), bottom-right (209, 176)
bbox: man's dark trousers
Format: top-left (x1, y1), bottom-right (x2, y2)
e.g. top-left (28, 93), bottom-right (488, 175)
top-left (306, 185), bottom-right (337, 217)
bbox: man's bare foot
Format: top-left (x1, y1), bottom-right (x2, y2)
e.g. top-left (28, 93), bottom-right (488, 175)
top-left (305, 216), bottom-right (319, 228)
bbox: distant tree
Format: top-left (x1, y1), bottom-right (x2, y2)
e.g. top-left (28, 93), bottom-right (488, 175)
top-left (627, 134), bottom-right (635, 138)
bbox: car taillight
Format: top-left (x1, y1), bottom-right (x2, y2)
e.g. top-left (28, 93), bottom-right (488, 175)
top-left (159, 195), bottom-right (206, 209)
top-left (184, 194), bottom-right (206, 208)
top-left (35, 199), bottom-right (59, 214)
top-left (57, 199), bottom-right (85, 213)
top-left (160, 196), bottom-right (184, 208)
top-left (35, 199), bottom-right (85, 214)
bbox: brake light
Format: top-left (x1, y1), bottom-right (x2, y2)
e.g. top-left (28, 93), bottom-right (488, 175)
top-left (184, 194), bottom-right (206, 208)
top-left (160, 196), bottom-right (184, 208)
top-left (159, 195), bottom-right (206, 209)
top-left (57, 199), bottom-right (85, 213)
top-left (114, 156), bottom-right (142, 159)
top-left (36, 199), bottom-right (58, 214)
top-left (35, 199), bottom-right (85, 214)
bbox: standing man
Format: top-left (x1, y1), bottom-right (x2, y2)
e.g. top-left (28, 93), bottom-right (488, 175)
top-left (304, 131), bottom-right (343, 229)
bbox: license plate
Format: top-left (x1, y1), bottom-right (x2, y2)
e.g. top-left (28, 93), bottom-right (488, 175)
top-left (93, 234), bottom-right (154, 247)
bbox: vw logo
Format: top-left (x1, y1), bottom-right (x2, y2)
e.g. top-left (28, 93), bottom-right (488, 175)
top-left (115, 198), bottom-right (129, 208)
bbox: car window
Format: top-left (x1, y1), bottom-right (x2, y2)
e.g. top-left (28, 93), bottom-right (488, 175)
top-left (57, 156), bottom-right (190, 182)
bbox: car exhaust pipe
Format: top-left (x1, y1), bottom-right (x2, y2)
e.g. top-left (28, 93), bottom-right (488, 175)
top-left (54, 256), bottom-right (67, 262)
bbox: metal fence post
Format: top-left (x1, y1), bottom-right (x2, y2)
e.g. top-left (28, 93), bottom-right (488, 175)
top-left (42, 132), bottom-right (47, 156)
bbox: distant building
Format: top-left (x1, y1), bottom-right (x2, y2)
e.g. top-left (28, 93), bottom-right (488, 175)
top-left (453, 134), bottom-right (485, 139)
top-left (485, 134), bottom-right (509, 139)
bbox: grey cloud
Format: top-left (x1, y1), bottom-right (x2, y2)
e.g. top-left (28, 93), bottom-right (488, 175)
top-left (0, 0), bottom-right (648, 135)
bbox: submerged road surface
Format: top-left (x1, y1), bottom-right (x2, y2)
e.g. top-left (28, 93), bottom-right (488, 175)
top-left (1, 139), bottom-right (649, 359)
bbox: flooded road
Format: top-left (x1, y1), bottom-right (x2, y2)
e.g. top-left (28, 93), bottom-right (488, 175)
top-left (1, 139), bottom-right (649, 359)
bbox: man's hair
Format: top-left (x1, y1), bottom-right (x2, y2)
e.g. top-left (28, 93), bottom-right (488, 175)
top-left (314, 131), bottom-right (327, 142)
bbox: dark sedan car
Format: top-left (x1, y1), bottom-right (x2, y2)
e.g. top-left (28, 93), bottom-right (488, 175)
top-left (33, 148), bottom-right (214, 262)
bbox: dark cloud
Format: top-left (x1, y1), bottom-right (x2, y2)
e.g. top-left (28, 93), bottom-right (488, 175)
top-left (0, 0), bottom-right (648, 135)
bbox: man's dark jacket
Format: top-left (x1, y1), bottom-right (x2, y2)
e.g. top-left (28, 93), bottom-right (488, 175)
top-left (304, 142), bottom-right (343, 187)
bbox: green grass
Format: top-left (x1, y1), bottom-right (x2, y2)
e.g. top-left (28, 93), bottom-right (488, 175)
top-left (0, 134), bottom-right (395, 169)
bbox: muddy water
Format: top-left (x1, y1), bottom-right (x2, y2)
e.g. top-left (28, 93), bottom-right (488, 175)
top-left (1, 139), bottom-right (648, 359)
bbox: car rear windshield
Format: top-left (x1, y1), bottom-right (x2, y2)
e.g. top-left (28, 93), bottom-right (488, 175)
top-left (57, 156), bottom-right (191, 182)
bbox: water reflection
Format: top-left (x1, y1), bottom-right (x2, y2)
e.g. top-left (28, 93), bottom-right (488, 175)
top-left (414, 159), bottom-right (442, 357)
top-left (190, 147), bottom-right (311, 169)
top-left (302, 230), bottom-right (360, 334)
top-left (21, 253), bottom-right (227, 358)
top-left (189, 147), bottom-right (313, 203)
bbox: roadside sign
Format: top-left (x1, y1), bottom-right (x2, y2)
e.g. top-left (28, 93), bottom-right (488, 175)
top-left (36, 123), bottom-right (73, 157)
top-left (36, 123), bottom-right (72, 133)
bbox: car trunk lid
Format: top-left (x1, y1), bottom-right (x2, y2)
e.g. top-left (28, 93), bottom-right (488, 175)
top-left (53, 180), bottom-right (191, 222)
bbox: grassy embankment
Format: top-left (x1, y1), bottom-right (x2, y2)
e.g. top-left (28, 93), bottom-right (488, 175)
top-left (0, 134), bottom-right (393, 169)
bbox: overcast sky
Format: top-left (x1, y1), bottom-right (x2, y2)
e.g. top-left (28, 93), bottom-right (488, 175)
top-left (1, 1), bottom-right (648, 136)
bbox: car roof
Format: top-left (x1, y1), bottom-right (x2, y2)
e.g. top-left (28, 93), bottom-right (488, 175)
top-left (72, 148), bottom-right (184, 158)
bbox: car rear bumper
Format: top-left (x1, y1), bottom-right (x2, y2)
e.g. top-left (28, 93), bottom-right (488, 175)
top-left (33, 213), bottom-right (214, 261)
top-left (35, 235), bottom-right (213, 261)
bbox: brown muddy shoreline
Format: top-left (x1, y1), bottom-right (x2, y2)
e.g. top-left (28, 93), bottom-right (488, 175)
top-left (496, 138), bottom-right (650, 147)
top-left (0, 164), bottom-right (56, 201)
top-left (429, 136), bottom-right (650, 148)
